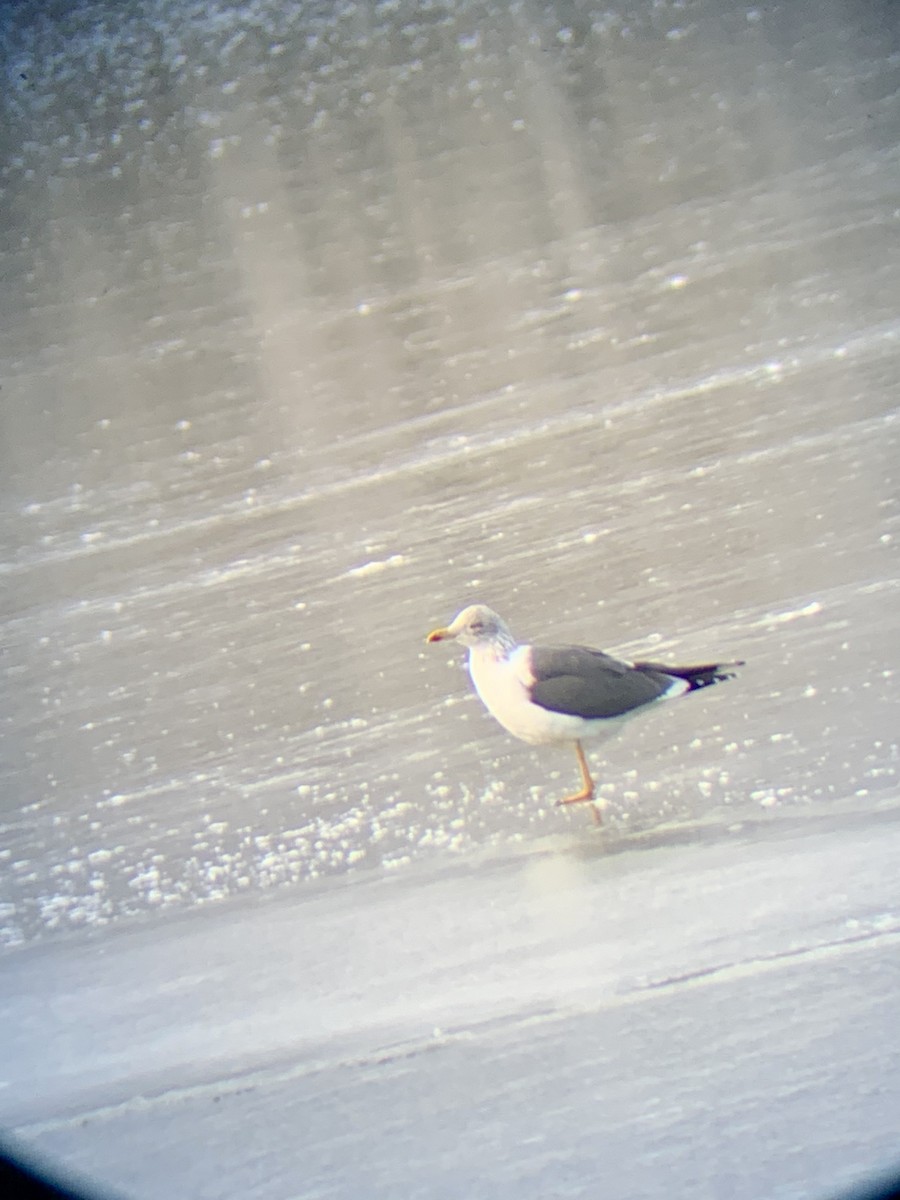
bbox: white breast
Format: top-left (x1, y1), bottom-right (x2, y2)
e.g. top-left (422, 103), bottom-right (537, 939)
top-left (467, 644), bottom-right (596, 745)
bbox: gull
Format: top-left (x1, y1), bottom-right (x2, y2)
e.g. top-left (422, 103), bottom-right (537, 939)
top-left (427, 604), bottom-right (742, 823)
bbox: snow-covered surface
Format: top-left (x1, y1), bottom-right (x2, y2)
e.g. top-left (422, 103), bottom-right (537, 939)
top-left (1, 0), bottom-right (898, 1196)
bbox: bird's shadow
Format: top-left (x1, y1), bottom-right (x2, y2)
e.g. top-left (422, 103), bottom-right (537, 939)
top-left (553, 799), bottom-right (900, 867)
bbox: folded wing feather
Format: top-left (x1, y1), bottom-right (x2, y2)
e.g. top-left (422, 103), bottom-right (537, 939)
top-left (528, 645), bottom-right (674, 720)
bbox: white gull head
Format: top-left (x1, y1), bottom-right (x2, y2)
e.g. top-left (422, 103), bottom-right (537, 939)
top-left (426, 604), bottom-right (517, 654)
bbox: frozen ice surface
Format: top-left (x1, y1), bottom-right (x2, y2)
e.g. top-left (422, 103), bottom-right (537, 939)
top-left (1, 0), bottom-right (899, 1196)
top-left (3, 807), bottom-right (900, 1199)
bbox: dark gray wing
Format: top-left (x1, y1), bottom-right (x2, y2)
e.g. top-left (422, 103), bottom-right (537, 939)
top-left (529, 645), bottom-right (673, 719)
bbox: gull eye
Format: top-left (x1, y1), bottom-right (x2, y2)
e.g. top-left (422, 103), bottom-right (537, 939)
top-left (469, 621), bottom-right (484, 635)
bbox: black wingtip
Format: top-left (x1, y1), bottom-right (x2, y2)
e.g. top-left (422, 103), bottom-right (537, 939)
top-left (634, 660), bottom-right (744, 690)
top-left (684, 661), bottom-right (744, 690)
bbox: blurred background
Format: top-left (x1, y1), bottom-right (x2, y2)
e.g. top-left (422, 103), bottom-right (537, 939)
top-left (0, 0), bottom-right (897, 945)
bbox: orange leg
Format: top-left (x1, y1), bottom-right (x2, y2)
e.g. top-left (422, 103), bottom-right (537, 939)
top-left (555, 741), bottom-right (603, 825)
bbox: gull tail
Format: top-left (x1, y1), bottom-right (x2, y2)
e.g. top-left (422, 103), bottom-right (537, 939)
top-left (634, 660), bottom-right (745, 691)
